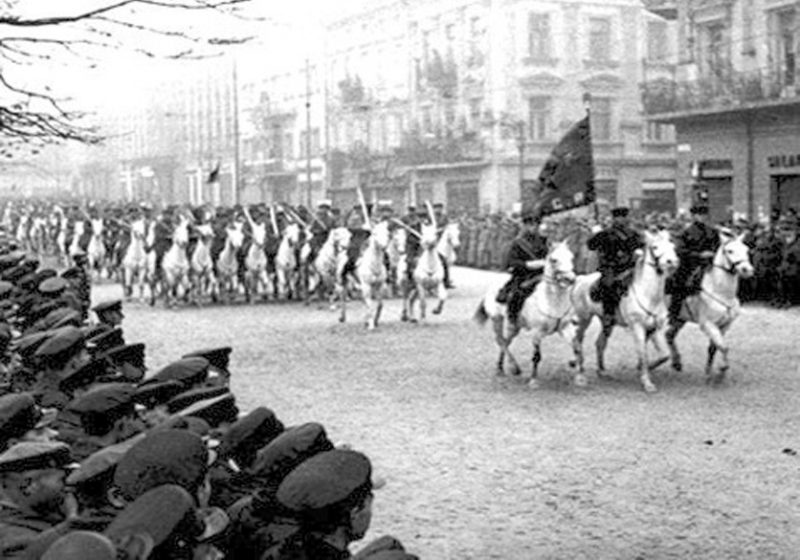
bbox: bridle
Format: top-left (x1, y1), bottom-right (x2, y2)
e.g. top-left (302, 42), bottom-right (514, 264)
top-left (714, 240), bottom-right (747, 276)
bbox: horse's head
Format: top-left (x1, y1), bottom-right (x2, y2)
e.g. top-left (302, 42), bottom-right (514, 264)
top-left (284, 223), bottom-right (301, 246)
top-left (251, 222), bottom-right (267, 247)
top-left (91, 218), bottom-right (104, 236)
top-left (226, 222), bottom-right (245, 249)
top-left (331, 227), bottom-right (352, 251)
top-left (718, 230), bottom-right (755, 279)
top-left (392, 226), bottom-right (407, 255)
top-left (131, 219), bottom-right (146, 240)
top-left (173, 219), bottom-right (190, 247)
top-left (545, 241), bottom-right (575, 287)
top-left (73, 221), bottom-right (85, 235)
top-left (196, 224), bottom-right (214, 240)
top-left (372, 221), bottom-right (391, 249)
top-left (443, 222), bottom-right (461, 249)
top-left (420, 224), bottom-right (438, 250)
top-left (643, 230), bottom-right (679, 275)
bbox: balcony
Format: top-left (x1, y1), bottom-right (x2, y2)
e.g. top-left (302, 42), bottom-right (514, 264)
top-left (641, 68), bottom-right (799, 119)
top-left (643, 0), bottom-right (677, 20)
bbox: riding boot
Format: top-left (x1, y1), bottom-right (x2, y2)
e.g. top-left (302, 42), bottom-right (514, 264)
top-left (496, 278), bottom-right (513, 304)
top-left (668, 293), bottom-right (684, 323)
top-left (440, 256), bottom-right (454, 289)
top-left (507, 291), bottom-right (522, 326)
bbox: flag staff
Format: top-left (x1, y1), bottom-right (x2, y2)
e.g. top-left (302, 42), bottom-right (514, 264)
top-left (582, 92), bottom-right (598, 222)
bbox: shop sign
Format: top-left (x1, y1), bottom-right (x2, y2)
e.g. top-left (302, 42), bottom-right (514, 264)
top-left (768, 154), bottom-right (800, 169)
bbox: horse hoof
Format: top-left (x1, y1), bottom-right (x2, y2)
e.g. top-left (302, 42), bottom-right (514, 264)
top-left (574, 374), bottom-right (589, 388)
top-left (528, 378), bottom-right (540, 390)
top-left (672, 361), bottom-right (683, 372)
top-left (643, 382), bottom-right (658, 394)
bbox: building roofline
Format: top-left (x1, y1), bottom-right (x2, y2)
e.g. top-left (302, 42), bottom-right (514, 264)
top-left (646, 97), bottom-right (800, 123)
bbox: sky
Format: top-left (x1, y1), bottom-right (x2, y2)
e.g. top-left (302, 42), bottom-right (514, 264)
top-left (1, 0), bottom-right (374, 112)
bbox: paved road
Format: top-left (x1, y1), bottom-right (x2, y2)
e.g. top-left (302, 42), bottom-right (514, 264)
top-left (94, 267), bottom-right (800, 559)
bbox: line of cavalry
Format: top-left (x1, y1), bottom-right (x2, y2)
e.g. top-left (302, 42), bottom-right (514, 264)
top-left (8, 199), bottom-right (755, 394)
top-left (6, 201), bottom-right (462, 331)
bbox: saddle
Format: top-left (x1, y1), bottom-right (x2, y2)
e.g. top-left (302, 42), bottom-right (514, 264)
top-left (589, 269), bottom-right (635, 302)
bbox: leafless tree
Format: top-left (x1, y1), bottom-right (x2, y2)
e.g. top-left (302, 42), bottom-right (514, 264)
top-left (0, 0), bottom-right (256, 155)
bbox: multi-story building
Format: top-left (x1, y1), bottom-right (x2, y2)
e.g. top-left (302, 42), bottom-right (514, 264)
top-left (311, 0), bottom-right (678, 214)
top-left (642, 0), bottom-right (799, 223)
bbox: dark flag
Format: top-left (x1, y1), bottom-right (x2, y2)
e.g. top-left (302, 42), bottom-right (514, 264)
top-left (535, 115), bottom-right (595, 216)
top-left (206, 162), bottom-right (221, 184)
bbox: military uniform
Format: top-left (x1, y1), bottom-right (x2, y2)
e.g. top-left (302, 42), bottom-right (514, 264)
top-left (587, 208), bottom-right (644, 321)
top-left (668, 205), bottom-right (720, 320)
top-left (496, 218), bottom-right (548, 326)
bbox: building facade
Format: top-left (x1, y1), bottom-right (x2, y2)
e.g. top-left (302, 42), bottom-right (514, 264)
top-left (642, 0), bottom-right (800, 223)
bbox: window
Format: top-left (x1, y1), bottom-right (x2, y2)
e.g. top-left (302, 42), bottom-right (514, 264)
top-left (647, 21), bottom-right (668, 62)
top-left (700, 22), bottom-right (729, 78)
top-left (469, 98), bottom-right (482, 126)
top-left (588, 17), bottom-right (612, 61)
top-left (528, 13), bottom-right (551, 60)
top-left (421, 106), bottom-right (433, 134)
top-left (592, 98), bottom-right (612, 141)
top-left (283, 132), bottom-right (293, 159)
top-left (468, 16), bottom-right (484, 65)
top-left (311, 128), bottom-right (321, 157)
top-left (646, 122), bottom-right (673, 142)
top-left (528, 96), bottom-right (551, 140)
top-left (774, 8), bottom-right (797, 86)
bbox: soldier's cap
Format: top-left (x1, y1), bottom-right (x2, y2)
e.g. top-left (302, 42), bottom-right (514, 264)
top-left (276, 449), bottom-right (374, 515)
top-left (59, 358), bottom-right (108, 394)
top-left (41, 531), bottom-right (117, 560)
top-left (433, 202), bottom-right (444, 210)
top-left (611, 207), bottom-right (630, 218)
top-left (38, 276), bottom-right (68, 296)
top-left (317, 199), bottom-right (332, 209)
top-left (114, 429), bottom-right (209, 501)
top-left (14, 330), bottom-right (54, 359)
top-left (155, 415), bottom-right (213, 438)
top-left (0, 280), bottom-right (13, 299)
top-left (17, 272), bottom-right (40, 291)
top-left (86, 327), bottom-right (125, 355)
top-left (60, 267), bottom-right (83, 280)
top-left (172, 391), bottom-right (238, 430)
top-left (28, 299), bottom-right (66, 323)
top-left (92, 299), bottom-right (122, 314)
top-left (82, 322), bottom-right (113, 341)
top-left (0, 392), bottom-right (41, 444)
top-left (218, 406), bottom-right (285, 461)
top-left (66, 433), bottom-right (145, 487)
top-left (101, 343), bottom-right (146, 370)
top-left (105, 484), bottom-right (226, 549)
top-left (33, 268), bottom-right (58, 283)
top-left (0, 441), bottom-right (73, 473)
top-left (250, 422), bottom-right (334, 481)
top-left (181, 346), bottom-right (232, 374)
top-left (0, 251), bottom-right (25, 270)
top-left (1, 265), bottom-right (28, 283)
top-left (46, 308), bottom-right (83, 331)
top-left (690, 204), bottom-right (709, 215)
top-left (150, 357), bottom-right (210, 388)
top-left (34, 326), bottom-right (85, 365)
top-left (68, 382), bottom-right (136, 417)
top-left (134, 380), bottom-right (185, 409)
top-left (166, 385), bottom-right (228, 414)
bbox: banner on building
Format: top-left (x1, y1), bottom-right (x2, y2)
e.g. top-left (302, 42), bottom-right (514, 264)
top-left (534, 115), bottom-right (595, 216)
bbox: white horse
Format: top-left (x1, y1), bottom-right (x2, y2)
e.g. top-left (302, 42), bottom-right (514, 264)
top-left (311, 227), bottom-right (352, 320)
top-left (275, 223), bottom-right (301, 300)
top-left (391, 226), bottom-right (408, 296)
top-left (437, 221), bottom-right (461, 269)
top-left (87, 218), bottom-right (107, 280)
top-left (189, 223), bottom-right (218, 305)
top-left (122, 218), bottom-right (148, 301)
top-left (161, 217), bottom-right (192, 308)
top-left (474, 241), bottom-right (577, 386)
top-left (55, 212), bottom-right (70, 265)
top-left (666, 230), bottom-right (754, 385)
top-left (144, 220), bottom-right (160, 306)
top-left (216, 222), bottom-right (244, 303)
top-left (243, 213), bottom-right (272, 303)
top-left (405, 223), bottom-right (448, 322)
top-left (351, 221), bottom-right (391, 329)
top-left (68, 220), bottom-right (85, 258)
top-left (570, 230), bottom-right (679, 393)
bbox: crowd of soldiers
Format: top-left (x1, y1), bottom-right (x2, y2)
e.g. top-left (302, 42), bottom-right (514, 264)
top-left (0, 231), bottom-right (418, 558)
top-left (455, 207), bottom-right (800, 308)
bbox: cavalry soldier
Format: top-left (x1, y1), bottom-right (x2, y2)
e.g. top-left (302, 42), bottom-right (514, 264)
top-left (309, 200), bottom-right (336, 264)
top-left (148, 209), bottom-right (173, 282)
top-left (587, 206), bottom-right (644, 328)
top-left (432, 202), bottom-right (455, 289)
top-left (667, 204), bottom-right (720, 322)
top-left (495, 207), bottom-right (548, 326)
top-left (341, 205), bottom-right (372, 286)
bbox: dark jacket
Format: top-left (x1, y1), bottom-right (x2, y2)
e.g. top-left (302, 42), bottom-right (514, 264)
top-left (587, 223), bottom-right (643, 274)
top-left (505, 230), bottom-right (548, 279)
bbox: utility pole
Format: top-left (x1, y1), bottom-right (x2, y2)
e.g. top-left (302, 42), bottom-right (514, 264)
top-left (516, 120), bottom-right (525, 192)
top-left (305, 58), bottom-right (313, 208)
top-left (232, 56), bottom-right (241, 205)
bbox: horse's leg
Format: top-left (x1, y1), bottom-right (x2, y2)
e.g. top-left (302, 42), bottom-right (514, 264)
top-left (700, 321), bottom-right (729, 385)
top-left (632, 323), bottom-right (657, 393)
top-left (375, 296), bottom-right (384, 327)
top-left (648, 326), bottom-right (670, 371)
top-left (491, 315), bottom-right (507, 376)
top-left (418, 283), bottom-right (427, 321)
top-left (363, 288), bottom-right (375, 330)
top-left (500, 319), bottom-right (523, 377)
top-left (570, 316), bottom-right (591, 387)
top-left (528, 333), bottom-right (543, 389)
top-left (595, 321), bottom-right (615, 378)
top-left (666, 320), bottom-right (686, 372)
top-left (432, 282), bottom-right (446, 315)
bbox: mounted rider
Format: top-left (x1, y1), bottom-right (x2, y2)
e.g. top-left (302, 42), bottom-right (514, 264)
top-left (667, 203), bottom-right (720, 322)
top-left (308, 200), bottom-right (336, 264)
top-left (341, 204), bottom-right (373, 285)
top-left (495, 205), bottom-right (549, 326)
top-left (148, 207), bottom-right (174, 282)
top-left (432, 202), bottom-right (455, 289)
top-left (587, 206), bottom-right (644, 328)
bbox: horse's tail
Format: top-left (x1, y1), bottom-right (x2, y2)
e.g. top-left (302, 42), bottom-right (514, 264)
top-left (473, 299), bottom-right (489, 327)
